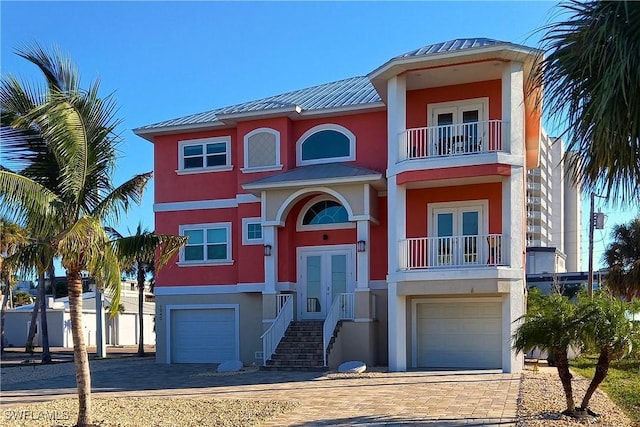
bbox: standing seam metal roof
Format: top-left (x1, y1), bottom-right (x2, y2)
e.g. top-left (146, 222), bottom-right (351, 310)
top-left (136, 38), bottom-right (520, 132)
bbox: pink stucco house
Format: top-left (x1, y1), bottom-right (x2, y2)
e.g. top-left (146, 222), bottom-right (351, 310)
top-left (134, 38), bottom-right (542, 372)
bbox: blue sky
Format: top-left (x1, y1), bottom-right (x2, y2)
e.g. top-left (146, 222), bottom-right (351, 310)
top-left (1, 1), bottom-right (636, 272)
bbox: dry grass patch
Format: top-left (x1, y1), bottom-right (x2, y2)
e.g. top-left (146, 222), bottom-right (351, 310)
top-left (3, 397), bottom-right (300, 426)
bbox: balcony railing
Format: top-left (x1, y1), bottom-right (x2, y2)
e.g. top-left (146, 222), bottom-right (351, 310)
top-left (398, 120), bottom-right (507, 162)
top-left (399, 234), bottom-right (505, 270)
top-left (261, 294), bottom-right (293, 365)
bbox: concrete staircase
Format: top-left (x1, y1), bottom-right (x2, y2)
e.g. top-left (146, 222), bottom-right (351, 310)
top-left (261, 320), bottom-right (339, 372)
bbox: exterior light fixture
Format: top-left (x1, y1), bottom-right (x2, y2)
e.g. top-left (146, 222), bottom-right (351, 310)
top-left (357, 240), bottom-right (366, 253)
top-left (264, 244), bottom-right (272, 257)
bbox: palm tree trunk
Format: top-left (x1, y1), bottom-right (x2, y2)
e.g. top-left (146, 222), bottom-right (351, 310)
top-left (553, 348), bottom-right (576, 413)
top-left (580, 346), bottom-right (611, 410)
top-left (39, 265), bottom-right (53, 363)
top-left (68, 269), bottom-right (92, 426)
top-left (1, 280), bottom-right (10, 354)
top-left (26, 285), bottom-right (40, 352)
top-left (137, 265), bottom-right (145, 357)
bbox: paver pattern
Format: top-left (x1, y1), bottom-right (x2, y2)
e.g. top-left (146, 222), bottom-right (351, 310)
top-left (1, 359), bottom-right (520, 426)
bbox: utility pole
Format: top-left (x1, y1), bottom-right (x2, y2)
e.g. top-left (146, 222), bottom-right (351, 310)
top-left (587, 192), bottom-right (605, 297)
top-left (587, 192), bottom-right (595, 297)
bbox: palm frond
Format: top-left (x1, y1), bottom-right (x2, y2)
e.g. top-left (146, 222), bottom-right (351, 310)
top-left (111, 232), bottom-right (187, 272)
top-left (533, 0), bottom-right (640, 203)
top-left (15, 43), bottom-right (79, 94)
top-left (90, 240), bottom-right (122, 319)
top-left (0, 170), bottom-right (58, 224)
top-left (92, 172), bottom-right (152, 223)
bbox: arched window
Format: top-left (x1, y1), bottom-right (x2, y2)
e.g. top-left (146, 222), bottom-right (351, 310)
top-left (297, 197), bottom-right (354, 231)
top-left (296, 124), bottom-right (356, 166)
top-left (242, 128), bottom-right (282, 173)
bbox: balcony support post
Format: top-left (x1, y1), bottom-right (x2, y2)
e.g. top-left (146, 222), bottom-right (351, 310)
top-left (388, 282), bottom-right (407, 371)
top-left (387, 75), bottom-right (406, 166)
top-left (502, 61), bottom-right (524, 157)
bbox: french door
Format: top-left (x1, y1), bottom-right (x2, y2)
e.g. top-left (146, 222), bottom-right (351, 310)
top-left (430, 103), bottom-right (485, 154)
top-left (432, 205), bottom-right (484, 266)
top-left (298, 246), bottom-right (355, 320)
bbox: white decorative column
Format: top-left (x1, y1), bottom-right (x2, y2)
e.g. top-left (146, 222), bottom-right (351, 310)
top-left (502, 61), bottom-right (524, 157)
top-left (387, 75), bottom-right (407, 167)
top-left (263, 225), bottom-right (278, 295)
top-left (387, 175), bottom-right (406, 275)
top-left (356, 220), bottom-right (370, 290)
top-left (388, 282), bottom-right (407, 371)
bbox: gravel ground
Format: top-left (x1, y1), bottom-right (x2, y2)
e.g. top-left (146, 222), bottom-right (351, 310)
top-left (517, 370), bottom-right (632, 427)
top-left (1, 397), bottom-right (299, 427)
top-left (1, 358), bottom-right (155, 386)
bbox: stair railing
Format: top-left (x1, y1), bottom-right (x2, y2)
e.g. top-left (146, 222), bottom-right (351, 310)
top-left (261, 294), bottom-right (293, 366)
top-left (322, 293), bottom-right (355, 366)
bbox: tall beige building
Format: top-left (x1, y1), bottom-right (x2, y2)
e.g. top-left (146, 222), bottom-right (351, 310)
top-left (526, 130), bottom-right (582, 273)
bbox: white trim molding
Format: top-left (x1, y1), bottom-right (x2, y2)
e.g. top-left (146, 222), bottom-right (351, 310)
top-left (155, 283), bottom-right (265, 295)
top-left (154, 194), bottom-right (260, 212)
top-left (296, 123), bottom-right (356, 167)
top-left (177, 136), bottom-right (232, 174)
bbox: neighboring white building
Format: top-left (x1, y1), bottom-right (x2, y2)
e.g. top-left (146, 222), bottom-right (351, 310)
top-left (526, 132), bottom-right (582, 274)
top-left (3, 289), bottom-right (155, 348)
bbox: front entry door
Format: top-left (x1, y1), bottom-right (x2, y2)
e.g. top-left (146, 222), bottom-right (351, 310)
top-left (298, 247), bottom-right (354, 320)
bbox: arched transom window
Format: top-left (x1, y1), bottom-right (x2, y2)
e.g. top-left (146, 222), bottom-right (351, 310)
top-left (297, 197), bottom-right (354, 231)
top-left (296, 124), bottom-right (356, 166)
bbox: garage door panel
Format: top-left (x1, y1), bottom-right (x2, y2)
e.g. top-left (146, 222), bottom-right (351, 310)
top-left (170, 308), bottom-right (237, 364)
top-left (416, 301), bottom-right (502, 369)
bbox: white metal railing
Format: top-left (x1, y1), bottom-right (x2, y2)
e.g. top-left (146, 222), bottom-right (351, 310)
top-left (399, 234), bottom-right (505, 270)
top-left (398, 120), bottom-right (507, 162)
top-left (261, 294), bottom-right (293, 365)
top-left (276, 293), bottom-right (290, 315)
top-left (322, 293), bottom-right (355, 366)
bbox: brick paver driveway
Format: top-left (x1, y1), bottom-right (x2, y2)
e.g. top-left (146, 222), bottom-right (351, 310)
top-left (1, 358), bottom-right (520, 426)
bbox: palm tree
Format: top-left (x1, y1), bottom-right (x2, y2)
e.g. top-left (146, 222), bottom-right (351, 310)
top-left (0, 45), bottom-right (151, 426)
top-left (577, 292), bottom-right (640, 413)
top-left (532, 0), bottom-right (640, 202)
top-left (0, 219), bottom-right (27, 353)
top-left (603, 218), bottom-right (640, 302)
top-left (107, 224), bottom-right (185, 356)
top-left (513, 289), bottom-right (585, 414)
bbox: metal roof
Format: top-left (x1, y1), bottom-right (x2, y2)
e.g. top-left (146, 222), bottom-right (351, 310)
top-left (135, 38), bottom-right (533, 135)
top-left (135, 76), bottom-right (381, 132)
top-left (243, 163), bottom-right (383, 189)
top-left (396, 38), bottom-right (505, 58)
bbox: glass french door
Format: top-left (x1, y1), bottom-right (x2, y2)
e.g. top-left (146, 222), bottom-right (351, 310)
top-left (432, 207), bottom-right (482, 266)
top-left (431, 104), bottom-right (484, 154)
top-left (299, 248), bottom-right (353, 320)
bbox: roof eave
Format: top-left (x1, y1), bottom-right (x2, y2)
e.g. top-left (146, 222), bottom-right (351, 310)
top-left (368, 43), bottom-right (542, 100)
top-left (242, 174), bottom-right (386, 195)
top-left (133, 121), bottom-right (227, 142)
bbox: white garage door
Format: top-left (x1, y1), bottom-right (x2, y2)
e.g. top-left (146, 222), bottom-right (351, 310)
top-left (170, 308), bottom-right (237, 363)
top-left (415, 300), bottom-right (502, 369)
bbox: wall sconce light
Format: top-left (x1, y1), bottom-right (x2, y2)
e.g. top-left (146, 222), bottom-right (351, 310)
top-left (357, 240), bottom-right (366, 253)
top-left (264, 244), bottom-right (272, 257)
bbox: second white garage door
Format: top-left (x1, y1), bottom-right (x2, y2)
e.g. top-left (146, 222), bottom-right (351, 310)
top-left (415, 300), bottom-right (502, 369)
top-left (170, 308), bottom-right (238, 363)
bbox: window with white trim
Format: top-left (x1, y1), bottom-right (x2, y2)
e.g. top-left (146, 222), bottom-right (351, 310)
top-left (178, 137), bottom-right (231, 173)
top-left (296, 196), bottom-right (354, 231)
top-left (242, 217), bottom-right (263, 245)
top-left (242, 128), bottom-right (282, 173)
top-left (179, 222), bottom-right (232, 265)
top-left (296, 124), bottom-right (356, 166)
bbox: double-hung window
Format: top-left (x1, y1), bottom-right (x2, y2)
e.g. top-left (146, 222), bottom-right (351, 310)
top-left (178, 137), bottom-right (231, 173)
top-left (179, 223), bottom-right (232, 265)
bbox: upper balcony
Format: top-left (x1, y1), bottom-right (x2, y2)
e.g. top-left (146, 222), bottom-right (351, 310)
top-left (398, 120), bottom-right (508, 162)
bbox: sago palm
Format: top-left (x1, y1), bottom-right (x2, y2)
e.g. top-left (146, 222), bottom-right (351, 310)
top-left (0, 44), bottom-right (151, 426)
top-left (513, 291), bottom-right (584, 413)
top-left (107, 224), bottom-right (186, 357)
top-left (532, 0), bottom-right (640, 202)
